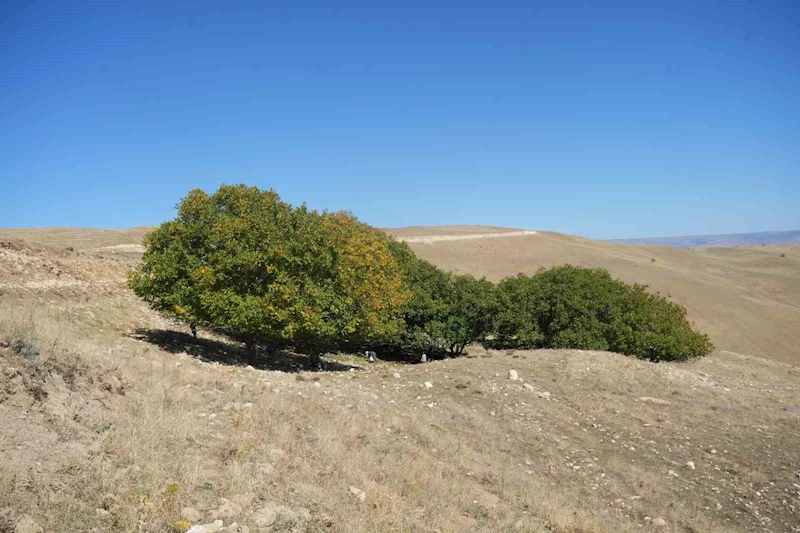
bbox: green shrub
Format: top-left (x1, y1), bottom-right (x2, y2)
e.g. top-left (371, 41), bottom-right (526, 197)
top-left (387, 240), bottom-right (495, 355)
top-left (491, 266), bottom-right (713, 361)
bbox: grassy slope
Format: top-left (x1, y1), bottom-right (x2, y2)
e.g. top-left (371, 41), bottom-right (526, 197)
top-left (0, 233), bottom-right (799, 532)
top-left (386, 227), bottom-right (800, 365)
top-left (3, 225), bottom-right (799, 363)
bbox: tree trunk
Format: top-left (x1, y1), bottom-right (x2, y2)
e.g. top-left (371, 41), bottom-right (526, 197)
top-left (245, 340), bottom-right (257, 362)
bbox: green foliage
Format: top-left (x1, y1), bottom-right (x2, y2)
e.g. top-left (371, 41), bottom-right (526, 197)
top-left (388, 240), bottom-right (495, 355)
top-left (129, 185), bottom-right (712, 363)
top-left (491, 266), bottom-right (713, 361)
top-left (129, 185), bottom-right (409, 354)
top-left (428, 274), bottom-right (495, 355)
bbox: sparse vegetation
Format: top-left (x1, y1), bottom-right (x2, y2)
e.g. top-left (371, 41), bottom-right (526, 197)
top-left (1, 232), bottom-right (798, 533)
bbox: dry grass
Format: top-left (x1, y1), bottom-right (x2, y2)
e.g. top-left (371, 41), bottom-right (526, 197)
top-left (0, 236), bottom-right (799, 532)
top-left (388, 226), bottom-right (800, 365)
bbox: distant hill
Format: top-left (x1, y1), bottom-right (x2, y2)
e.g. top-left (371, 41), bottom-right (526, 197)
top-left (2, 225), bottom-right (799, 364)
top-left (609, 229), bottom-right (800, 248)
top-left (386, 225), bottom-right (800, 365)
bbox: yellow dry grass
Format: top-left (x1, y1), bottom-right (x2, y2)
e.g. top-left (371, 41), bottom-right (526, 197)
top-left (0, 231), bottom-right (798, 533)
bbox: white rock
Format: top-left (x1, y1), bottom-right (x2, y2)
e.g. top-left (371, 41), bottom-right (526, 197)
top-left (638, 396), bottom-right (671, 406)
top-left (508, 369), bottom-right (519, 381)
top-left (686, 461), bottom-right (695, 470)
top-left (392, 373), bottom-right (401, 379)
top-left (523, 383), bottom-right (535, 392)
top-left (652, 517), bottom-right (667, 527)
top-left (186, 520), bottom-right (223, 533)
top-left (538, 391), bottom-right (551, 399)
top-left (349, 485), bottom-right (366, 503)
top-left (424, 381), bottom-right (433, 389)
top-left (94, 508), bottom-right (110, 517)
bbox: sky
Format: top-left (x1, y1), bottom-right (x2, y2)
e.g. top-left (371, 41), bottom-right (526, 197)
top-left (1, 1), bottom-right (798, 239)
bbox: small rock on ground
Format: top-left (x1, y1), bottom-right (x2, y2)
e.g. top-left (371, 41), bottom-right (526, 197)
top-left (349, 486), bottom-right (366, 503)
top-left (14, 515), bottom-right (43, 533)
top-left (186, 521), bottom-right (223, 533)
top-left (252, 504), bottom-right (278, 528)
top-left (508, 369), bottom-right (519, 381)
top-left (182, 507), bottom-right (202, 523)
top-left (638, 396), bottom-right (671, 406)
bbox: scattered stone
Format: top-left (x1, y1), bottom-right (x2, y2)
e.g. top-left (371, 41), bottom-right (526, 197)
top-left (420, 353), bottom-right (427, 363)
top-left (276, 505), bottom-right (312, 522)
top-left (182, 507), bottom-right (202, 523)
top-left (349, 486), bottom-right (366, 503)
top-left (537, 391), bottom-right (551, 399)
top-left (14, 514), bottom-right (42, 533)
top-left (94, 508), bottom-right (110, 518)
top-left (652, 517), bottom-right (667, 527)
top-left (392, 372), bottom-right (401, 379)
top-left (523, 383), bottom-right (535, 392)
top-left (186, 520), bottom-right (223, 533)
top-left (366, 350), bottom-right (377, 363)
top-left (638, 397), bottom-right (670, 406)
top-left (103, 375), bottom-right (124, 394)
top-left (668, 470), bottom-right (679, 477)
top-left (424, 381), bottom-right (433, 389)
top-left (212, 498), bottom-right (242, 519)
top-left (686, 461), bottom-right (695, 470)
top-left (257, 462), bottom-right (275, 475)
top-left (252, 504), bottom-right (278, 528)
top-left (508, 369), bottom-right (519, 381)
top-left (226, 523), bottom-right (250, 533)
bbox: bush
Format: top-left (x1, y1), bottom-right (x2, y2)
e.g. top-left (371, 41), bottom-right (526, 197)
top-left (129, 185), bottom-right (712, 363)
top-left (129, 185), bottom-right (410, 355)
top-left (491, 266), bottom-right (713, 361)
top-left (387, 241), bottom-right (495, 355)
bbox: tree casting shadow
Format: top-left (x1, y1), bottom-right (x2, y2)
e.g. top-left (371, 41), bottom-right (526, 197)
top-left (129, 328), bottom-right (359, 373)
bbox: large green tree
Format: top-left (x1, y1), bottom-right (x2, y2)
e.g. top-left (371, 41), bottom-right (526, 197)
top-left (129, 185), bottom-right (409, 355)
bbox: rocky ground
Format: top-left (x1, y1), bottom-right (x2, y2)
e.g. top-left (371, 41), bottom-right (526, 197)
top-left (1, 239), bottom-right (799, 532)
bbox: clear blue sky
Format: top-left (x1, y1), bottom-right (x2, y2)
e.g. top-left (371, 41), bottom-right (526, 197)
top-left (2, 1), bottom-right (798, 239)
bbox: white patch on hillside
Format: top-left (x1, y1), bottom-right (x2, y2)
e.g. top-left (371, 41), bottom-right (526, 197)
top-left (399, 230), bottom-right (538, 244)
top-left (96, 244), bottom-right (145, 253)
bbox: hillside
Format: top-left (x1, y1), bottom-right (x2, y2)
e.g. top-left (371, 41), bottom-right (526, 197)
top-left (384, 226), bottom-right (800, 366)
top-left (1, 237), bottom-right (799, 533)
top-left (2, 225), bottom-right (799, 364)
top-left (609, 229), bottom-right (800, 248)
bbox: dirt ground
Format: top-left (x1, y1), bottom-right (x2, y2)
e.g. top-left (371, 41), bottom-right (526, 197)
top-left (0, 233), bottom-right (798, 532)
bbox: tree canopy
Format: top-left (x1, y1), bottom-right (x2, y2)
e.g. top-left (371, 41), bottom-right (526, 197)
top-left (129, 185), bottom-right (409, 353)
top-left (130, 185), bottom-right (713, 363)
